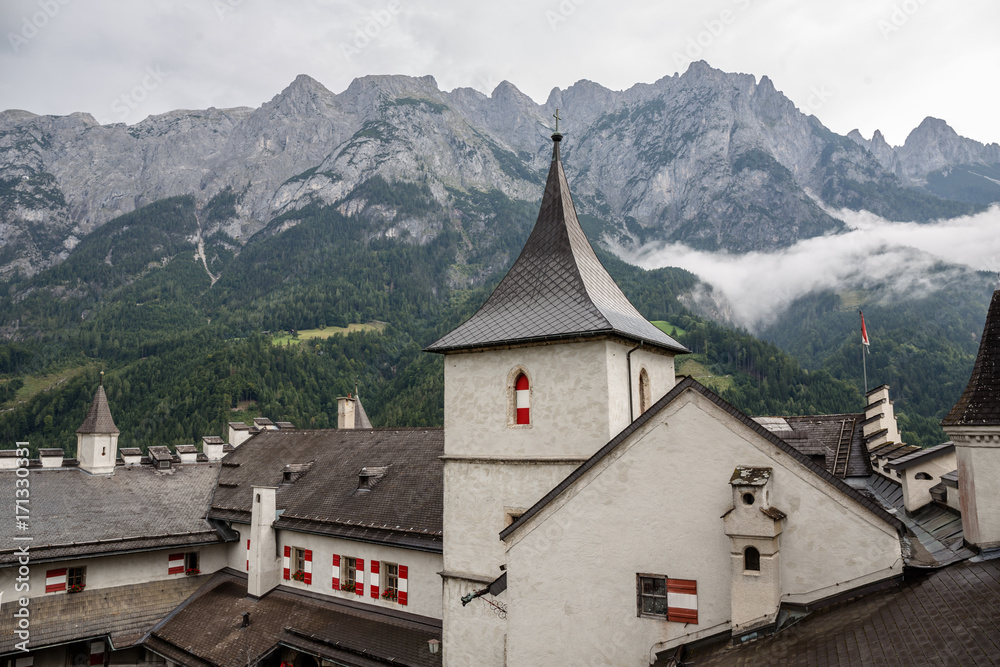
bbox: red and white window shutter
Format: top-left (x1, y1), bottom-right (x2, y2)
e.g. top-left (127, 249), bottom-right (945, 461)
top-left (666, 579), bottom-right (698, 624)
top-left (370, 560), bottom-right (380, 598)
top-left (282, 545), bottom-right (291, 580)
top-left (398, 565), bottom-right (408, 606)
top-left (246, 539), bottom-right (250, 572)
top-left (515, 373), bottom-right (530, 424)
top-left (355, 559), bottom-right (365, 596)
top-left (331, 554), bottom-right (341, 590)
top-left (303, 549), bottom-right (313, 584)
top-left (168, 553), bottom-right (185, 575)
top-left (45, 568), bottom-right (67, 593)
top-left (89, 640), bottom-right (105, 666)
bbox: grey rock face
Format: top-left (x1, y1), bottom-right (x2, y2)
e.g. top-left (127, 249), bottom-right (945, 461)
top-left (0, 62), bottom-right (984, 276)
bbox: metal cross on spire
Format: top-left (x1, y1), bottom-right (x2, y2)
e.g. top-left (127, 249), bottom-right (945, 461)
top-left (553, 108), bottom-right (561, 132)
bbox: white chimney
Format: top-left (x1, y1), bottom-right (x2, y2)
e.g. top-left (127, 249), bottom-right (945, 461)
top-left (228, 422), bottom-right (251, 447)
top-left (119, 448), bottom-right (143, 465)
top-left (175, 445), bottom-right (198, 464)
top-left (338, 396), bottom-right (357, 429)
top-left (248, 486), bottom-right (282, 597)
top-left (202, 436), bottom-right (225, 461)
top-left (39, 448), bottom-right (65, 468)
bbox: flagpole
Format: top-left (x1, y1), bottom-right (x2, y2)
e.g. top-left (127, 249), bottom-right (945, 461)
top-left (860, 310), bottom-right (869, 394)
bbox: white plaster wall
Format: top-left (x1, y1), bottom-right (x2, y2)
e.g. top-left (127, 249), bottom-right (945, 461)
top-left (899, 451), bottom-right (957, 512)
top-left (0, 544), bottom-right (229, 601)
top-left (442, 576), bottom-right (507, 667)
top-left (444, 339), bottom-right (672, 459)
top-left (276, 531), bottom-right (444, 619)
top-left (76, 433), bottom-right (118, 474)
top-left (954, 438), bottom-right (1000, 548)
top-left (620, 347), bottom-right (676, 423)
top-left (504, 391), bottom-right (902, 666)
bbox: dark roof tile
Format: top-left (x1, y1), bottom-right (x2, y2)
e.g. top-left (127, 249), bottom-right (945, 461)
top-left (426, 136), bottom-right (685, 354)
top-left (944, 289), bottom-right (1000, 426)
top-left (208, 429), bottom-right (443, 550)
top-left (76, 385), bottom-right (119, 434)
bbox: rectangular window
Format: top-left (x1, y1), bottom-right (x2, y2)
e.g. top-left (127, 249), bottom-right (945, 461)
top-left (638, 574), bottom-right (667, 617)
top-left (637, 575), bottom-right (698, 623)
top-left (288, 547), bottom-right (312, 584)
top-left (184, 552), bottom-right (199, 574)
top-left (342, 557), bottom-right (357, 591)
top-left (382, 562), bottom-right (399, 602)
top-left (68, 566), bottom-right (86, 593)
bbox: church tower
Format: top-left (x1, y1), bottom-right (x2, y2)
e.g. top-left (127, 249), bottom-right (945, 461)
top-left (76, 384), bottom-right (120, 475)
top-left (427, 127), bottom-right (686, 665)
top-left (942, 289), bottom-right (1000, 550)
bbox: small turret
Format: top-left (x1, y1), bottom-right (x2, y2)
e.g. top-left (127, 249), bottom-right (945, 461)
top-left (76, 384), bottom-right (119, 475)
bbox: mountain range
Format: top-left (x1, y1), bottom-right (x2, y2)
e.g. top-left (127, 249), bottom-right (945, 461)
top-left (2, 61), bottom-right (997, 281)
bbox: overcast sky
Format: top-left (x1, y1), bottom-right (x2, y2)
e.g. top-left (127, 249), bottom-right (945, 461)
top-left (0, 0), bottom-right (997, 146)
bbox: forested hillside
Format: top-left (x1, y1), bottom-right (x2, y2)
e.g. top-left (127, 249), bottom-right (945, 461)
top-left (0, 184), bottom-right (883, 455)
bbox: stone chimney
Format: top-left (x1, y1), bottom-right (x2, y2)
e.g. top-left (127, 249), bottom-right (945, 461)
top-left (247, 486), bottom-right (282, 597)
top-left (76, 385), bottom-right (119, 475)
top-left (942, 289), bottom-right (1000, 551)
top-left (723, 467), bottom-right (785, 639)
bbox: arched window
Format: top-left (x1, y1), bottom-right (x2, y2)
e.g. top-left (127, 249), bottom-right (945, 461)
top-left (744, 547), bottom-right (761, 572)
top-left (515, 373), bottom-right (530, 425)
top-left (638, 368), bottom-right (651, 415)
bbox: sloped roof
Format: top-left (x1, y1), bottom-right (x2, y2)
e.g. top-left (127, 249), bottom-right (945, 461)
top-left (501, 377), bottom-right (902, 542)
top-left (0, 464), bottom-right (228, 564)
top-left (683, 557), bottom-right (1000, 666)
top-left (0, 575), bottom-right (208, 655)
top-left (356, 395), bottom-right (373, 429)
top-left (207, 428), bottom-right (443, 551)
top-left (943, 289), bottom-right (1000, 426)
top-left (146, 572), bottom-right (442, 667)
top-left (755, 414), bottom-right (872, 477)
top-left (76, 385), bottom-right (119, 434)
top-left (426, 135), bottom-right (686, 354)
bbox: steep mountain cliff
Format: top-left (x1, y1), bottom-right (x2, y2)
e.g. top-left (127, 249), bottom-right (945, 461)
top-left (0, 62), bottom-right (986, 279)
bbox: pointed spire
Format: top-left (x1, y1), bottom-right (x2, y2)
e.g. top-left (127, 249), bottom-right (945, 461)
top-left (427, 133), bottom-right (686, 354)
top-left (355, 394), bottom-right (373, 429)
top-left (76, 385), bottom-right (120, 435)
top-left (943, 289), bottom-right (1000, 426)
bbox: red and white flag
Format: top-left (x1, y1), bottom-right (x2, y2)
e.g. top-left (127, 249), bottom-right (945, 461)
top-left (860, 310), bottom-right (870, 350)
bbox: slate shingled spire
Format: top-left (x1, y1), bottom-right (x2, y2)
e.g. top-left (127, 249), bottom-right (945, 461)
top-left (76, 385), bottom-right (120, 435)
top-left (943, 289), bottom-right (1000, 426)
top-left (427, 133), bottom-right (687, 354)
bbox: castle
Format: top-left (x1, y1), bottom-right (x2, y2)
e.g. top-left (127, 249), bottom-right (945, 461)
top-left (1, 130), bottom-right (998, 666)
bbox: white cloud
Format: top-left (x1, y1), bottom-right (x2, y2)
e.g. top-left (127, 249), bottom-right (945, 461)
top-left (618, 205), bottom-right (1000, 330)
top-left (0, 0), bottom-right (997, 143)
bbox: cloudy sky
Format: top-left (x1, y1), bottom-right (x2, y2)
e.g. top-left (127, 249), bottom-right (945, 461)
top-left (1, 0), bottom-right (998, 146)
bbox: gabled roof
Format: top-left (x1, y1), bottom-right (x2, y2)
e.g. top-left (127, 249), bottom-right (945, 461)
top-left (684, 557), bottom-right (1000, 666)
top-left (0, 464), bottom-right (229, 565)
top-left (943, 289), bottom-right (1000, 427)
top-left (76, 385), bottom-right (119, 434)
top-left (146, 571), bottom-right (442, 667)
top-left (501, 376), bottom-right (902, 541)
top-left (207, 428), bottom-right (443, 551)
top-left (426, 134), bottom-right (686, 354)
top-left (0, 575), bottom-right (208, 655)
